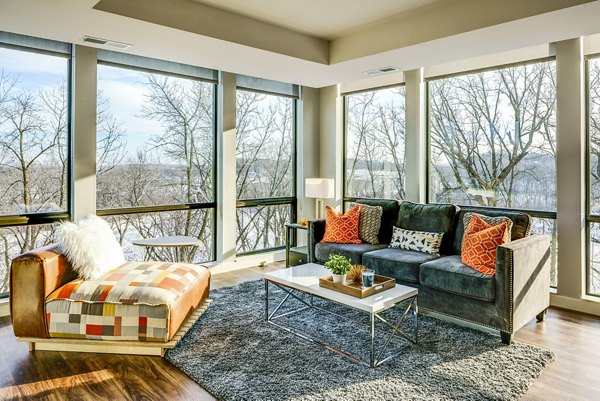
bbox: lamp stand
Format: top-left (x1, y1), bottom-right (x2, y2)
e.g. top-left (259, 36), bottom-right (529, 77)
top-left (315, 199), bottom-right (324, 220)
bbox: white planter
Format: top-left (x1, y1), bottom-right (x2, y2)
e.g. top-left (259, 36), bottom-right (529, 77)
top-left (332, 274), bottom-right (346, 285)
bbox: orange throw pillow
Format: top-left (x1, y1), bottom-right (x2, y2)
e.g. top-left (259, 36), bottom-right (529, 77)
top-left (321, 205), bottom-right (362, 244)
top-left (461, 214), bottom-right (510, 275)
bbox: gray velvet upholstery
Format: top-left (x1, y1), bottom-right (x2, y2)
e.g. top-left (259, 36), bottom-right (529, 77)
top-left (397, 201), bottom-right (458, 255)
top-left (419, 256), bottom-right (495, 301)
top-left (306, 202), bottom-right (551, 342)
top-left (451, 206), bottom-right (531, 255)
top-left (356, 198), bottom-right (400, 244)
top-left (308, 219), bottom-right (326, 263)
top-left (363, 249), bottom-right (439, 283)
top-left (314, 242), bottom-right (387, 265)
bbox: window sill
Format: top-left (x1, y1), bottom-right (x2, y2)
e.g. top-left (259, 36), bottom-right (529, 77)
top-left (0, 298), bottom-right (9, 318)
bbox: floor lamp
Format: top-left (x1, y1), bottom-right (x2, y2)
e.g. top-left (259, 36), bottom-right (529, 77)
top-left (305, 178), bottom-right (335, 220)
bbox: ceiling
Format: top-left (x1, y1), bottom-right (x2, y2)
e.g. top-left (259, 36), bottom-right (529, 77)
top-left (0, 0), bottom-right (599, 88)
top-left (191, 0), bottom-right (444, 40)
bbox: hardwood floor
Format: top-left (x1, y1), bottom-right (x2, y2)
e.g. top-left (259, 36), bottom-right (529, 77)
top-left (0, 263), bottom-right (599, 400)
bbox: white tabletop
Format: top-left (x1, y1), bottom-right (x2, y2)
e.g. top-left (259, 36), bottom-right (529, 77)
top-left (265, 263), bottom-right (417, 314)
top-left (132, 235), bottom-right (203, 247)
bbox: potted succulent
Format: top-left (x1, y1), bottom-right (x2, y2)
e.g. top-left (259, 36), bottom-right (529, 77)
top-left (324, 254), bottom-right (352, 284)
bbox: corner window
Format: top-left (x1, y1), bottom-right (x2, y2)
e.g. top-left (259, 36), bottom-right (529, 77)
top-left (428, 60), bottom-right (558, 286)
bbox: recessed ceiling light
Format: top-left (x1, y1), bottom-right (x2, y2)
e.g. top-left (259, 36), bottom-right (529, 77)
top-left (363, 66), bottom-right (399, 77)
top-left (82, 35), bottom-right (132, 50)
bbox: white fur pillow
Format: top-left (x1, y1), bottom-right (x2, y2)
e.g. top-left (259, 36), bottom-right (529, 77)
top-left (57, 214), bottom-right (126, 280)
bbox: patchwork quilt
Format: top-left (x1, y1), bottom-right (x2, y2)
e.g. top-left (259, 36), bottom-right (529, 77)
top-left (45, 261), bottom-right (205, 342)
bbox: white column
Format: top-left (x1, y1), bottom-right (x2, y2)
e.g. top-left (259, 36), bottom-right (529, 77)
top-left (217, 72), bottom-right (237, 263)
top-left (297, 87), bottom-right (320, 221)
top-left (556, 38), bottom-right (586, 299)
top-left (404, 68), bottom-right (427, 203)
top-left (72, 45), bottom-right (97, 220)
top-left (319, 85), bottom-right (343, 211)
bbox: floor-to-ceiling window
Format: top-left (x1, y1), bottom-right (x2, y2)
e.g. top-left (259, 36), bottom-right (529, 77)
top-left (0, 35), bottom-right (71, 297)
top-left (586, 55), bottom-right (600, 296)
top-left (344, 86), bottom-right (406, 202)
top-left (428, 59), bottom-right (558, 286)
top-left (96, 52), bottom-right (217, 263)
top-left (235, 78), bottom-right (297, 254)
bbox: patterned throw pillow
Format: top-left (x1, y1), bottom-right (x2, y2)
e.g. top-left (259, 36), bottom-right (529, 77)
top-left (461, 214), bottom-right (510, 275)
top-left (350, 203), bottom-right (382, 245)
top-left (389, 227), bottom-right (444, 255)
top-left (321, 205), bottom-right (362, 244)
top-left (463, 212), bottom-right (513, 244)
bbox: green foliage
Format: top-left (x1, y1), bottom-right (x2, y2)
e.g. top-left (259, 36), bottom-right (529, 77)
top-left (324, 254), bottom-right (352, 275)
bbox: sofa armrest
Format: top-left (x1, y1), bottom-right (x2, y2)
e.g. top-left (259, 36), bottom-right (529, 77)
top-left (10, 244), bottom-right (77, 338)
top-left (495, 235), bottom-right (551, 333)
top-left (308, 219), bottom-right (326, 263)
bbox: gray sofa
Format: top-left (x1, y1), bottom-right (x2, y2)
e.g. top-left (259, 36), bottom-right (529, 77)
top-left (308, 200), bottom-right (551, 344)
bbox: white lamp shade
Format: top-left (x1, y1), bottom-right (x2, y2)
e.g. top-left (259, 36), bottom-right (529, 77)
top-left (305, 178), bottom-right (335, 199)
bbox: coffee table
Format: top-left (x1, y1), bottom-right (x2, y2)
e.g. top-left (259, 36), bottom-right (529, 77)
top-left (264, 263), bottom-right (418, 368)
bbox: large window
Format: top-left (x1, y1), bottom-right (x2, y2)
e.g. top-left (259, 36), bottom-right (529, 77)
top-left (0, 42), bottom-right (71, 297)
top-left (587, 56), bottom-right (600, 296)
top-left (344, 86), bottom-right (406, 200)
top-left (236, 89), bottom-right (295, 253)
top-left (96, 60), bottom-right (216, 263)
top-left (428, 60), bottom-right (558, 286)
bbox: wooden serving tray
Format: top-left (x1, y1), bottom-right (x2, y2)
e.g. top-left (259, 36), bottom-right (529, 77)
top-left (319, 274), bottom-right (396, 299)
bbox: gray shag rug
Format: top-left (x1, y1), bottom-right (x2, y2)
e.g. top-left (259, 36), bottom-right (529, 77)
top-left (166, 280), bottom-right (554, 401)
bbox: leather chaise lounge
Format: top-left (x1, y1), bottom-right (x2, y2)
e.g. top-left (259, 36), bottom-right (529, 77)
top-left (10, 245), bottom-right (211, 356)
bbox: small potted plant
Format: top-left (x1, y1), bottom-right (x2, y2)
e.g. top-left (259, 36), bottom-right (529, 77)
top-left (324, 254), bottom-right (352, 284)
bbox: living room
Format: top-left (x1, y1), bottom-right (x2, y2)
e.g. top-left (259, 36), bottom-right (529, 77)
top-left (1, 0), bottom-right (600, 400)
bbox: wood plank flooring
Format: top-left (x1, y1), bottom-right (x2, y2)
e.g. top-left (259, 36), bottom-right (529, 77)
top-left (0, 263), bottom-right (599, 400)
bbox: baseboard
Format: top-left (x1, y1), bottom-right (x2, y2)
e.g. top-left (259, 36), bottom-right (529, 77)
top-left (0, 299), bottom-right (9, 318)
top-left (550, 294), bottom-right (600, 317)
top-left (205, 250), bottom-right (285, 275)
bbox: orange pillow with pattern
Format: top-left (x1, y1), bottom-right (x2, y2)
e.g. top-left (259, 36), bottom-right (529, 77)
top-left (321, 205), bottom-right (362, 244)
top-left (461, 214), bottom-right (510, 275)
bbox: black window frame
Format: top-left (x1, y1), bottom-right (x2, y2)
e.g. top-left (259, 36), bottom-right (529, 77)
top-left (95, 57), bottom-right (219, 262)
top-left (0, 37), bottom-right (73, 298)
top-left (234, 88), bottom-right (298, 256)
top-left (585, 53), bottom-right (600, 297)
top-left (425, 57), bottom-right (558, 288)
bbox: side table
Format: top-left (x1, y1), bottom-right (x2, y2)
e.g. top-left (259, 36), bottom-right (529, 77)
top-left (132, 235), bottom-right (203, 263)
top-left (285, 223), bottom-right (308, 267)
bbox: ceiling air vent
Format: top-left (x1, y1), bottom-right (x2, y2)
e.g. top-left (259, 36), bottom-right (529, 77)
top-left (363, 66), bottom-right (399, 77)
top-left (82, 36), bottom-right (132, 50)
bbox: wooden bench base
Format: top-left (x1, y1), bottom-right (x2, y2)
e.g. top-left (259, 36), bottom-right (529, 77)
top-left (17, 299), bottom-right (211, 357)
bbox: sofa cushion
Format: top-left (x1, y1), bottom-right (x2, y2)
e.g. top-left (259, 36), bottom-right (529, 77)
top-left (322, 205), bottom-right (362, 244)
top-left (452, 206), bottom-right (532, 255)
top-left (356, 198), bottom-right (400, 244)
top-left (45, 261), bottom-right (210, 342)
top-left (389, 227), bottom-right (444, 255)
top-left (396, 201), bottom-right (458, 255)
top-left (462, 215), bottom-right (510, 275)
top-left (315, 242), bottom-right (387, 265)
top-left (350, 202), bottom-right (382, 244)
top-left (419, 255), bottom-right (496, 301)
top-left (362, 248), bottom-right (439, 283)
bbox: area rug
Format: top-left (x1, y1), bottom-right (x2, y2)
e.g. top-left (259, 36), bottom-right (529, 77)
top-left (166, 280), bottom-right (555, 401)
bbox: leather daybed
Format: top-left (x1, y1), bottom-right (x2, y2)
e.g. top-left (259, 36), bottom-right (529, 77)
top-left (10, 245), bottom-right (211, 356)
